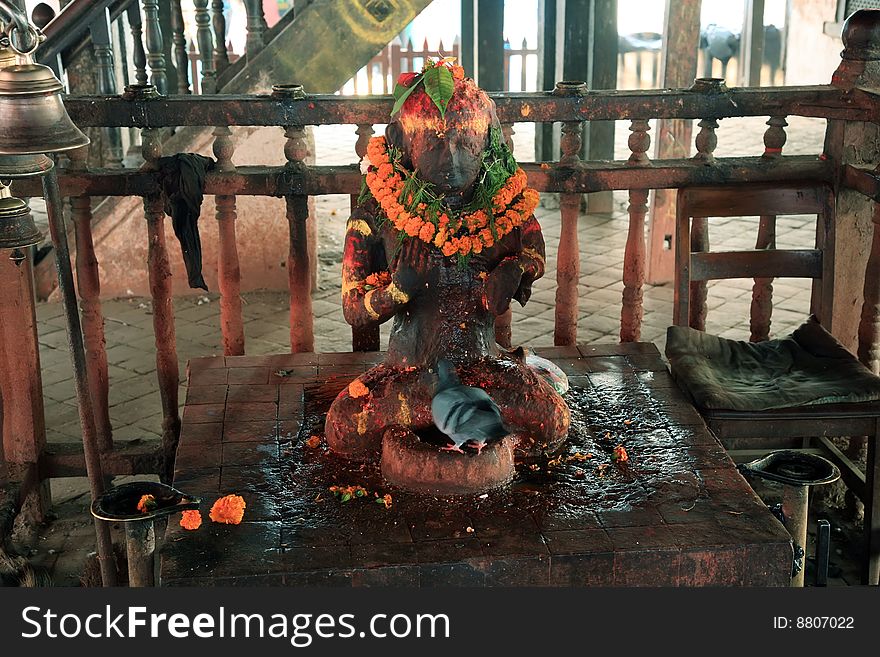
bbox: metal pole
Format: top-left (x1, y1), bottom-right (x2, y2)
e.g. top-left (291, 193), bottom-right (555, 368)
top-left (816, 519), bottom-right (831, 587)
top-left (781, 484), bottom-right (808, 587)
top-left (42, 167), bottom-right (117, 587)
top-left (125, 520), bottom-right (155, 586)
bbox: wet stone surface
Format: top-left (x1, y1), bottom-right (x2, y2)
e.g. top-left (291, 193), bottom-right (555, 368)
top-left (161, 343), bottom-right (793, 586)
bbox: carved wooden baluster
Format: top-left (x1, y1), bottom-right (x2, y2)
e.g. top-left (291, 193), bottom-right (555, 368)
top-left (141, 128), bottom-right (180, 465)
top-left (554, 120), bottom-right (583, 346)
top-left (763, 116), bottom-right (788, 158)
top-left (244, 0), bottom-right (267, 59)
top-left (496, 122), bottom-right (516, 349)
top-left (214, 126), bottom-right (244, 355)
top-left (858, 202), bottom-right (880, 374)
top-left (170, 0), bottom-right (191, 94)
top-left (750, 215), bottom-right (776, 342)
top-left (693, 118), bottom-right (718, 164)
top-left (127, 3), bottom-right (148, 86)
top-left (69, 146), bottom-right (113, 453)
top-left (620, 119), bottom-right (652, 342)
top-left (91, 13), bottom-right (116, 96)
top-left (142, 0), bottom-right (167, 95)
top-left (351, 123), bottom-right (380, 352)
top-left (194, 0), bottom-right (216, 94)
top-left (744, 117), bottom-right (789, 340)
top-left (627, 119), bottom-right (651, 165)
top-left (212, 0), bottom-right (230, 75)
top-left (689, 216), bottom-right (709, 331)
top-left (284, 124), bottom-right (315, 352)
top-left (89, 11), bottom-right (123, 168)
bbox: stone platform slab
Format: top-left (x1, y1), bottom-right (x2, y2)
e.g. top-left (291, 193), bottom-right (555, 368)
top-left (160, 343), bottom-right (793, 586)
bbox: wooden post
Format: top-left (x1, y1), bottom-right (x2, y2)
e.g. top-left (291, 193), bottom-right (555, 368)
top-left (587, 0), bottom-right (618, 214)
top-left (141, 128), bottom-right (180, 477)
top-left (69, 146), bottom-right (113, 452)
top-left (0, 252), bottom-right (48, 521)
top-left (554, 86), bottom-right (585, 345)
top-left (739, 0), bottom-right (765, 86)
top-left (824, 11), bottom-right (880, 352)
top-left (562, 0), bottom-right (591, 162)
top-left (213, 126), bottom-right (245, 356)
top-left (646, 0), bottom-right (702, 284)
top-left (284, 124), bottom-right (315, 353)
top-left (535, 0), bottom-right (558, 162)
top-left (460, 0), bottom-right (475, 76)
top-left (476, 0), bottom-right (504, 90)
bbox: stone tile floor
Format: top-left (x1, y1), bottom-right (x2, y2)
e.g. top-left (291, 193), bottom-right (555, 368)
top-left (19, 114), bottom-right (865, 585)
top-left (161, 344), bottom-right (792, 587)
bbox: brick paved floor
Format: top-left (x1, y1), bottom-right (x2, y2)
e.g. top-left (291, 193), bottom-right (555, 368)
top-left (26, 114), bottom-right (856, 585)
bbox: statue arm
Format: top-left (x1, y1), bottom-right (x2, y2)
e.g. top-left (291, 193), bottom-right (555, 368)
top-left (341, 216), bottom-right (409, 327)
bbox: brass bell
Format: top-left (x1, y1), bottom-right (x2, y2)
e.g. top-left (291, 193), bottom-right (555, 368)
top-left (0, 184), bottom-right (42, 249)
top-left (0, 60), bottom-right (90, 155)
top-left (0, 153), bottom-right (54, 177)
top-left (0, 44), bottom-right (17, 71)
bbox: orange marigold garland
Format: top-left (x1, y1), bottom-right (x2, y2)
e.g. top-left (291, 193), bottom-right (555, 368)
top-left (180, 510), bottom-right (202, 530)
top-left (360, 131), bottom-right (539, 261)
top-left (209, 494), bottom-right (247, 525)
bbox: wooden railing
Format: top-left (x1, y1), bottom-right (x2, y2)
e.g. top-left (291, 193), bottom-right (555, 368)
top-left (5, 14), bottom-right (880, 498)
top-left (347, 36), bottom-right (540, 95)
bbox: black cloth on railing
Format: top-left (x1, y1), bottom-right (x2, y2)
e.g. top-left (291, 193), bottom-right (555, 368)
top-left (156, 153), bottom-right (216, 291)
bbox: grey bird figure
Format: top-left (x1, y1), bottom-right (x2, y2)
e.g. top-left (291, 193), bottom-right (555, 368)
top-left (431, 359), bottom-right (509, 454)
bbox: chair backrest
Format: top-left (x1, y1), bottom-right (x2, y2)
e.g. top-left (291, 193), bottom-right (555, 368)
top-left (673, 183), bottom-right (834, 341)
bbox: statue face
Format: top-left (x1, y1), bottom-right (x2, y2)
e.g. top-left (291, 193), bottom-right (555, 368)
top-left (403, 122), bottom-right (488, 196)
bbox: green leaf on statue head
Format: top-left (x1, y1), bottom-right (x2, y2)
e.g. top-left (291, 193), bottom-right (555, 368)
top-left (423, 65), bottom-right (454, 119)
top-left (391, 75), bottom-right (424, 117)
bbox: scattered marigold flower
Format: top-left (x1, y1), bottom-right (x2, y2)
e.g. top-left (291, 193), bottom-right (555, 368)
top-left (376, 493), bottom-right (393, 509)
top-left (348, 379), bottom-right (370, 398)
top-left (540, 162), bottom-right (551, 170)
top-left (329, 485), bottom-right (369, 503)
top-left (180, 510), bottom-right (202, 531)
top-left (613, 445), bottom-right (629, 463)
top-left (137, 494), bottom-right (157, 514)
top-left (623, 419), bottom-right (633, 425)
top-left (597, 463), bottom-right (611, 477)
top-left (209, 494), bottom-right (246, 525)
top-left (305, 435), bottom-right (322, 449)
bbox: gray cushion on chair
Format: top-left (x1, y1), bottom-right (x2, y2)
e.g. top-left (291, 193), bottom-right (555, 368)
top-left (665, 316), bottom-right (880, 411)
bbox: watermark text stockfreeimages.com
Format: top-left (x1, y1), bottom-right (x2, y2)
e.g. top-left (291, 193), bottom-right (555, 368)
top-left (21, 606), bottom-right (451, 647)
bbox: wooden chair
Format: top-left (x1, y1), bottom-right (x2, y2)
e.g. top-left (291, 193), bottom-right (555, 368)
top-left (669, 182), bottom-right (880, 585)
